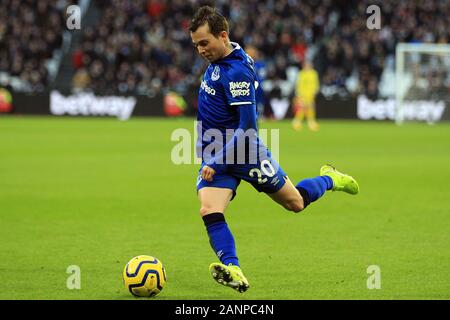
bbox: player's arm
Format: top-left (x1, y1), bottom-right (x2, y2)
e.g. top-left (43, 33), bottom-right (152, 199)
top-left (201, 106), bottom-right (257, 180)
top-left (202, 70), bottom-right (257, 180)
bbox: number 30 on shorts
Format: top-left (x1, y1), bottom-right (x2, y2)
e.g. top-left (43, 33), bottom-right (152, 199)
top-left (248, 160), bottom-right (276, 184)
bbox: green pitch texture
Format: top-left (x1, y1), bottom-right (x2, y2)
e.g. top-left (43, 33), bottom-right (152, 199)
top-left (0, 116), bottom-right (449, 300)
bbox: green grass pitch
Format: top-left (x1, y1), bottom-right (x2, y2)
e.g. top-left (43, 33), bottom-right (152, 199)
top-left (0, 116), bottom-right (449, 299)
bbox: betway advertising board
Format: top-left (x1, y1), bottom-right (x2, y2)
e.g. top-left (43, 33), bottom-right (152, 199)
top-left (6, 91), bottom-right (449, 121)
top-left (357, 95), bottom-right (447, 122)
top-left (9, 91), bottom-right (166, 118)
top-left (50, 91), bottom-right (136, 120)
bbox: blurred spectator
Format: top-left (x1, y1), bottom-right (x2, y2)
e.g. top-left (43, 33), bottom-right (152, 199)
top-left (245, 45), bottom-right (271, 118)
top-left (71, 67), bottom-right (91, 93)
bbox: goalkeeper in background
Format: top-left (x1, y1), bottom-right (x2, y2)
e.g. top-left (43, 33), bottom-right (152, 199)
top-left (292, 60), bottom-right (320, 131)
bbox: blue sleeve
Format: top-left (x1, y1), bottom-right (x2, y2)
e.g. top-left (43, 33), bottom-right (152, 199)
top-left (224, 68), bottom-right (256, 108)
top-left (225, 68), bottom-right (258, 131)
top-left (237, 103), bottom-right (257, 131)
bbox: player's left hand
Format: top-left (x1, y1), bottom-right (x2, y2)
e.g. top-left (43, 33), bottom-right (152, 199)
top-left (201, 165), bottom-right (216, 182)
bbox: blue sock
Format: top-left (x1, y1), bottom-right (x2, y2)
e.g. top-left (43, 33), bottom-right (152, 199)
top-left (296, 176), bottom-right (333, 207)
top-left (202, 213), bottom-right (239, 266)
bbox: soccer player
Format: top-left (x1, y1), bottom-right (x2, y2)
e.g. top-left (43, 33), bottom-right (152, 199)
top-left (244, 45), bottom-right (268, 119)
top-left (292, 60), bottom-right (320, 131)
top-left (189, 6), bottom-right (359, 293)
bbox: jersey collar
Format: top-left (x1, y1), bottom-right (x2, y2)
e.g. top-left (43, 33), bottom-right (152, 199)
top-left (215, 42), bottom-right (242, 64)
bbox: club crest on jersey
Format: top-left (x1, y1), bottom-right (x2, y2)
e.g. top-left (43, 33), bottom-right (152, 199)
top-left (211, 66), bottom-right (220, 81)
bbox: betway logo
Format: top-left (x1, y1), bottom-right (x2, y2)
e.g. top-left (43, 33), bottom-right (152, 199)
top-left (201, 81), bottom-right (216, 96)
top-left (357, 95), bottom-right (446, 123)
top-left (50, 91), bottom-right (136, 120)
top-left (229, 81), bottom-right (250, 98)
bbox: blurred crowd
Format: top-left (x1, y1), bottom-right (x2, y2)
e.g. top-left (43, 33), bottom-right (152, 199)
top-left (0, 0), bottom-right (75, 92)
top-left (1, 0), bottom-right (449, 98)
top-left (72, 0), bottom-right (450, 98)
top-left (313, 0), bottom-right (449, 98)
top-left (71, 0), bottom-right (197, 95)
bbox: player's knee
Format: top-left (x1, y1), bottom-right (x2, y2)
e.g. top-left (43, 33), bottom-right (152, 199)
top-left (199, 206), bottom-right (220, 217)
top-left (199, 206), bottom-right (209, 216)
top-left (286, 199), bottom-right (304, 213)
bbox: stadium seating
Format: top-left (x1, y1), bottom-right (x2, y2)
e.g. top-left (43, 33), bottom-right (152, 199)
top-left (1, 0), bottom-right (449, 99)
top-left (0, 0), bottom-right (79, 92)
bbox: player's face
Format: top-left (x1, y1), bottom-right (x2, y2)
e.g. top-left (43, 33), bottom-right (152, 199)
top-left (191, 23), bottom-right (228, 63)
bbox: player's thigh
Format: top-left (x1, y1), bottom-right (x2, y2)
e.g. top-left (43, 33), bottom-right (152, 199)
top-left (267, 177), bottom-right (304, 212)
top-left (198, 187), bottom-right (234, 217)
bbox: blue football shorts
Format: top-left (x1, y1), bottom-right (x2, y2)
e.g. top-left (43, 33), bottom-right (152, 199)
top-left (196, 156), bottom-right (287, 199)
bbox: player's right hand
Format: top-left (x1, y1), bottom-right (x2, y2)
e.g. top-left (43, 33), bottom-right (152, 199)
top-left (201, 165), bottom-right (216, 182)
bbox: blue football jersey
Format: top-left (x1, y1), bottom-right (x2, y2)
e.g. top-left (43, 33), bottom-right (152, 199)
top-left (196, 42), bottom-right (262, 163)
